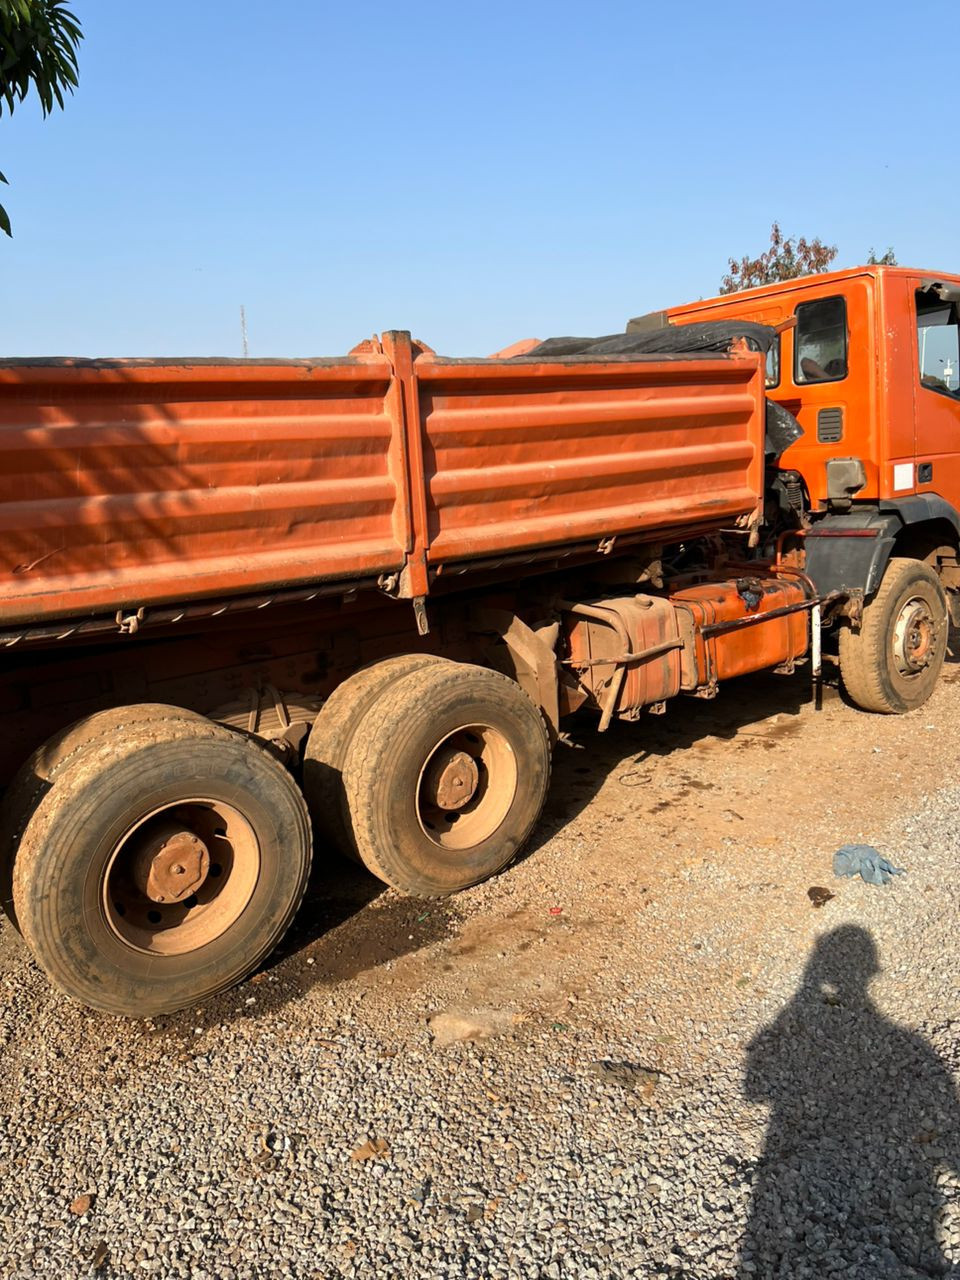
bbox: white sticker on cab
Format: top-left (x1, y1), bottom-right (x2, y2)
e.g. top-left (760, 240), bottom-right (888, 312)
top-left (893, 463), bottom-right (914, 492)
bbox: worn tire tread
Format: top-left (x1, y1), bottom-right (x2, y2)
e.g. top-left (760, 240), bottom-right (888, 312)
top-left (838, 557), bottom-right (947, 714)
top-left (342, 662), bottom-right (551, 896)
top-left (13, 719), bottom-right (310, 1015)
top-left (0, 704), bottom-right (225, 932)
top-left (302, 654), bottom-right (448, 858)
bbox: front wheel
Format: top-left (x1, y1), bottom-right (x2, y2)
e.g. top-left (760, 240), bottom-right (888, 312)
top-left (342, 663), bottom-right (552, 896)
top-left (838, 557), bottom-right (948, 713)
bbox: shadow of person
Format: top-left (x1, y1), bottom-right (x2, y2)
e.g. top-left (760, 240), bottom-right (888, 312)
top-left (738, 925), bottom-right (960, 1279)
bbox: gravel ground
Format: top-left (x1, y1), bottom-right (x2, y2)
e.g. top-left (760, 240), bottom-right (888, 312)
top-left (2, 658), bottom-right (960, 1279)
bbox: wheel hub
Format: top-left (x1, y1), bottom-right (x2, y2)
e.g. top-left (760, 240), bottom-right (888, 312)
top-left (423, 750), bottom-right (479, 810)
top-left (103, 798), bottom-right (260, 956)
top-left (416, 724), bottom-right (518, 852)
top-left (131, 822), bottom-right (210, 903)
top-left (893, 599), bottom-right (936, 676)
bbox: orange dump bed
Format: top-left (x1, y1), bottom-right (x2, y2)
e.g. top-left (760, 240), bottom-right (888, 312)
top-left (0, 331), bottom-right (765, 629)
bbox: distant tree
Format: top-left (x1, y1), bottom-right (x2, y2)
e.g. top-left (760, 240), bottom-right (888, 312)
top-left (720, 222), bottom-right (838, 295)
top-left (0, 0), bottom-right (82, 236)
top-left (867, 247), bottom-right (898, 265)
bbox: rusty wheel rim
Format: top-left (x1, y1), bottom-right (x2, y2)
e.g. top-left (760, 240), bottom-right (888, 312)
top-left (892, 596), bottom-right (937, 678)
top-left (416, 725), bottom-right (518, 851)
top-left (102, 799), bottom-right (260, 956)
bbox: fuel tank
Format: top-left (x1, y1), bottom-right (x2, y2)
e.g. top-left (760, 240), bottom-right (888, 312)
top-left (670, 578), bottom-right (809, 690)
top-left (561, 595), bottom-right (682, 722)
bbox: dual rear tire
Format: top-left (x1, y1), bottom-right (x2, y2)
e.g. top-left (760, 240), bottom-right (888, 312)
top-left (3, 707), bottom-right (311, 1016)
top-left (305, 659), bottom-right (551, 897)
top-left (336, 662), bottom-right (551, 897)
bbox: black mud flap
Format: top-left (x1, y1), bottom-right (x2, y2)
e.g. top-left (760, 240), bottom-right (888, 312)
top-left (803, 511), bottom-right (901, 598)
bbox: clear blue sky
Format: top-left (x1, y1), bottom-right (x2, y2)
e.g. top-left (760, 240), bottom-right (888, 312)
top-left (1, 1), bottom-right (953, 357)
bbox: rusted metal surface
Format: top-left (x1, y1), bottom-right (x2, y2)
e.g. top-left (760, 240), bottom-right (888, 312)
top-left (0, 337), bottom-right (765, 631)
top-left (562, 596), bottom-right (683, 729)
top-left (416, 725), bottom-right (518, 851)
top-left (105, 797), bottom-right (260, 955)
top-left (131, 823), bottom-right (210, 904)
top-left (469, 607), bottom-right (562, 735)
top-left (891, 595), bottom-right (939, 678)
top-left (423, 749), bottom-right (479, 810)
top-left (0, 578), bottom-right (382, 650)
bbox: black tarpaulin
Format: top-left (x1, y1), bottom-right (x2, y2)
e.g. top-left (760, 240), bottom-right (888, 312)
top-left (765, 400), bottom-right (804, 457)
top-left (521, 319), bottom-right (778, 360)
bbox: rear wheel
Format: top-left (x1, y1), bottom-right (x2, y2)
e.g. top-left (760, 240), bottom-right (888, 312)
top-left (0, 704), bottom-right (214, 932)
top-left (301, 654), bottom-right (448, 859)
top-left (13, 722), bottom-right (311, 1015)
top-left (838, 557), bottom-right (948, 713)
top-left (342, 662), bottom-right (551, 896)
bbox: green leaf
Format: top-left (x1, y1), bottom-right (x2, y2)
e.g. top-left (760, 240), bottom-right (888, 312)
top-left (0, 2), bottom-right (82, 232)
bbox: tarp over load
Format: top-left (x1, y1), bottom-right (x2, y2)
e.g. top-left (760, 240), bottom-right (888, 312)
top-left (522, 318), bottom-right (778, 360)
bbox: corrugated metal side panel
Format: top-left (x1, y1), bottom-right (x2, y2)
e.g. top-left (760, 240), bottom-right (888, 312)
top-left (414, 355), bottom-right (764, 564)
top-left (0, 358), bottom-right (407, 623)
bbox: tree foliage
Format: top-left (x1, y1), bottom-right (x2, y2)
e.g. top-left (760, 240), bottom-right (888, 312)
top-left (0, 0), bottom-right (82, 236)
top-left (720, 222), bottom-right (838, 295)
top-left (868, 247), bottom-right (898, 266)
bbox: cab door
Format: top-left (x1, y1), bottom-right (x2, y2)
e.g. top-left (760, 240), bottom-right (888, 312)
top-left (913, 279), bottom-right (960, 510)
top-left (775, 278), bottom-right (877, 507)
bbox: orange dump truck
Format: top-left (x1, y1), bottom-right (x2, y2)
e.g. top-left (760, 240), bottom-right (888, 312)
top-left (0, 285), bottom-right (947, 1016)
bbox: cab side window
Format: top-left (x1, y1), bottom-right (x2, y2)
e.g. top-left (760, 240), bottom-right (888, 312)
top-left (795, 296), bottom-right (848, 384)
top-left (916, 290), bottom-right (960, 400)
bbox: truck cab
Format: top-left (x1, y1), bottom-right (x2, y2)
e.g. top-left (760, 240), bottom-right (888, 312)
top-left (660, 267), bottom-right (960, 527)
top-left (647, 266), bottom-right (960, 715)
top-left (660, 265), bottom-right (960, 519)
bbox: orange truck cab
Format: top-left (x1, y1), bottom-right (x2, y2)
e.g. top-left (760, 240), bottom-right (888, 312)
top-left (656, 266), bottom-right (960, 600)
top-left (636, 266), bottom-right (960, 713)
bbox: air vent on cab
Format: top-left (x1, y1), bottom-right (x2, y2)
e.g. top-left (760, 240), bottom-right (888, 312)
top-left (817, 407), bottom-right (843, 443)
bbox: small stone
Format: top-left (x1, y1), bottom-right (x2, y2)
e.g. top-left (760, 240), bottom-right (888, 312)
top-left (350, 1138), bottom-right (390, 1162)
top-left (427, 1009), bottom-right (518, 1047)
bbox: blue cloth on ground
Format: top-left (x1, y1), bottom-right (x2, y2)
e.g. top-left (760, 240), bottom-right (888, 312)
top-left (833, 844), bottom-right (905, 886)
